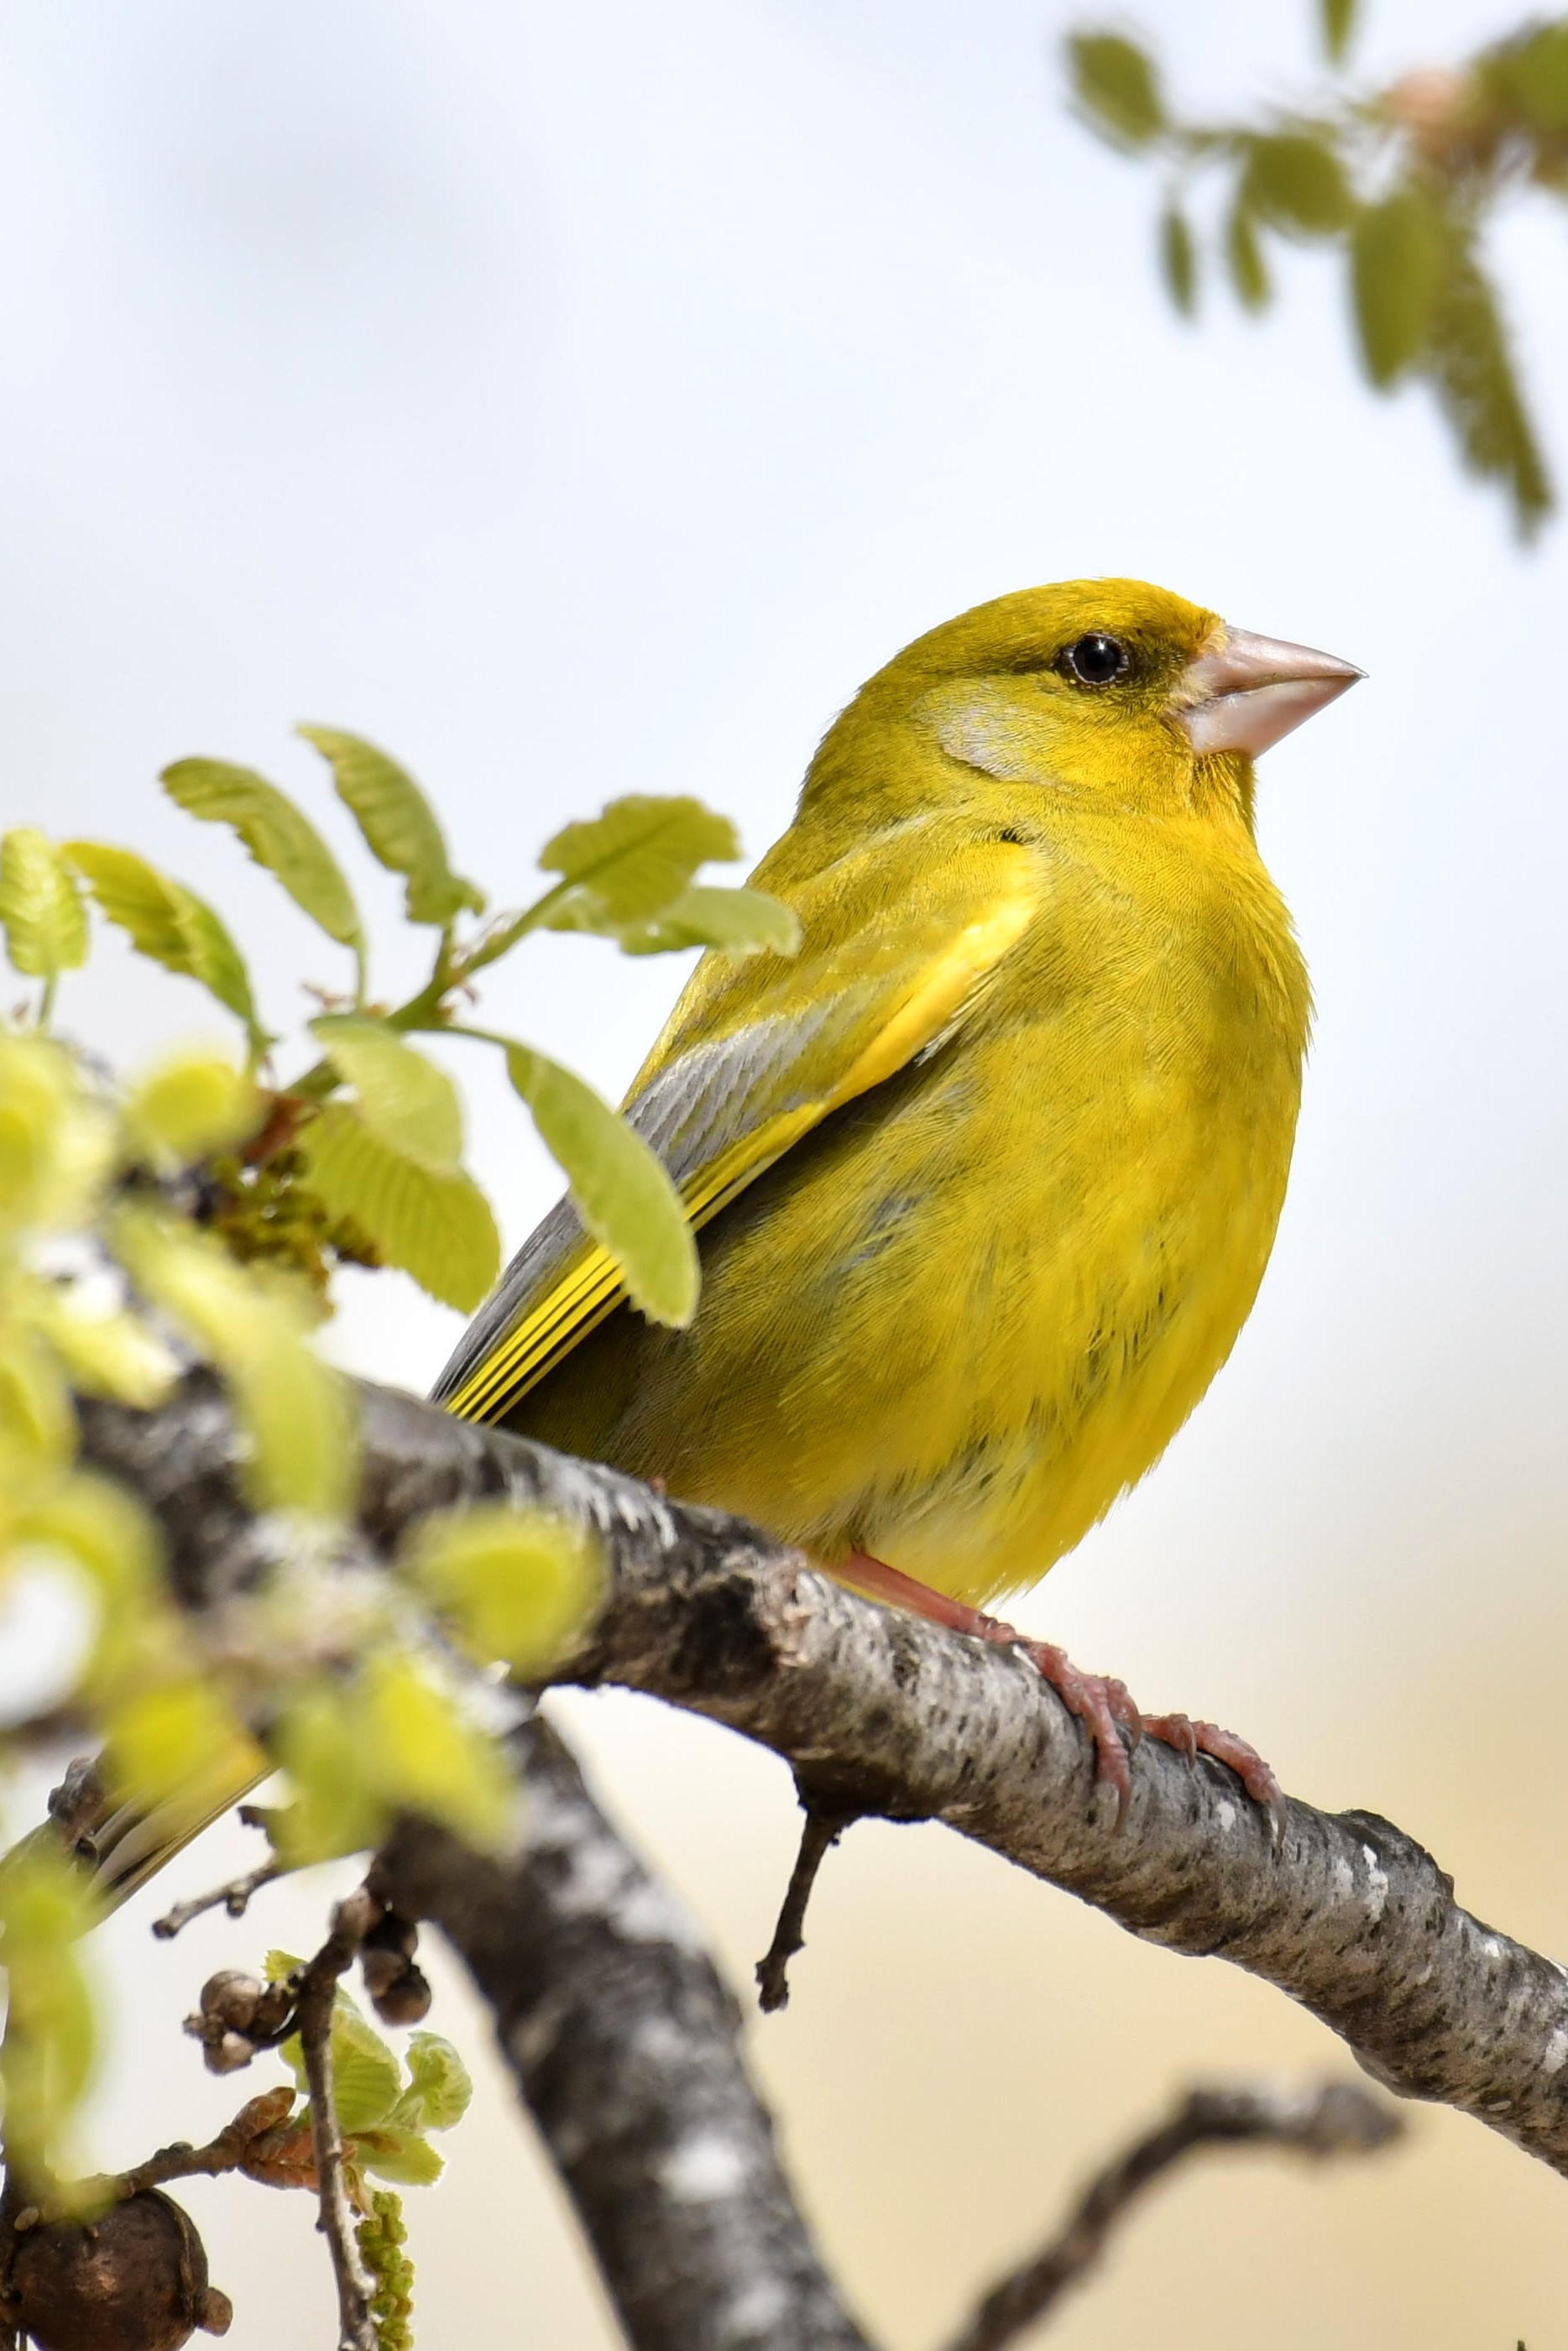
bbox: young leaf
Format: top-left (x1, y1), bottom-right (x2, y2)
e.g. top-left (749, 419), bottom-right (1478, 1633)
top-left (538, 796), bottom-right (740, 931)
top-left (280, 1994), bottom-right (403, 2133)
top-left (1065, 31), bottom-right (1164, 149)
top-left (614, 883), bottom-right (802, 958)
top-left (160, 758), bottom-right (363, 952)
top-left (351, 2127), bottom-right (446, 2187)
top-left (123, 1051), bottom-right (260, 1169)
top-left (0, 1847), bottom-right (98, 2178)
top-left (1225, 198), bottom-right (1271, 311)
top-left (503, 1043), bottom-right (698, 1327)
top-left (0, 828), bottom-right (88, 981)
top-left (65, 842), bottom-right (262, 1039)
top-left (1422, 224), bottom-right (1553, 538)
top-left (297, 1101), bottom-right (499, 1312)
top-left (104, 1677), bottom-right (264, 1826)
top-left (0, 1033), bottom-right (117, 1239)
top-left (1240, 132), bottom-right (1354, 238)
top-left (402, 1500), bottom-right (604, 1675)
top-left (389, 2033), bottom-right (473, 2134)
top-left (273, 1685), bottom-right (388, 1864)
top-left (1350, 187), bottom-right (1444, 389)
top-left (309, 1016), bottom-right (463, 1172)
top-left (297, 725), bottom-right (483, 927)
top-left (1319, 0), bottom-right (1356, 65)
top-left (1158, 205), bottom-right (1199, 319)
top-left (354, 1647), bottom-right (515, 1850)
top-left (21, 1281), bottom-right (177, 1408)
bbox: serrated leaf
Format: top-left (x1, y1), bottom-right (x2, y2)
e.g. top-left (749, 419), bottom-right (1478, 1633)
top-left (0, 1847), bottom-right (98, 2177)
top-left (1158, 205), bottom-right (1198, 317)
top-left (297, 1101), bottom-right (499, 1312)
top-left (1319, 0), bottom-right (1356, 65)
top-left (123, 1051), bottom-right (260, 1168)
top-left (309, 1016), bottom-right (463, 1171)
top-left (297, 725), bottom-right (483, 927)
top-left (503, 1043), bottom-right (698, 1326)
top-left (615, 882), bottom-right (802, 958)
top-left (1225, 198), bottom-right (1271, 311)
top-left (1421, 221), bottom-right (1553, 537)
top-left (1066, 31), bottom-right (1164, 149)
top-left (0, 828), bottom-right (88, 981)
top-left (1241, 131), bottom-right (1353, 238)
top-left (1350, 187), bottom-right (1444, 388)
top-left (389, 2033), bottom-right (473, 2134)
top-left (353, 2126), bottom-right (446, 2187)
top-left (161, 758), bottom-right (363, 950)
top-left (403, 1501), bottom-right (604, 1675)
top-left (112, 1208), bottom-right (356, 1515)
top-left (65, 842), bottom-right (262, 1037)
top-left (286, 2005), bottom-right (405, 2135)
top-left (539, 796), bottom-right (740, 932)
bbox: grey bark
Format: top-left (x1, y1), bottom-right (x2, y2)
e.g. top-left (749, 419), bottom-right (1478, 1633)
top-left (73, 1372), bottom-right (1568, 2179)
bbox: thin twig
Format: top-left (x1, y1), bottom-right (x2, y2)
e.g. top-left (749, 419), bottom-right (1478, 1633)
top-left (154, 1857), bottom-right (285, 1941)
top-left (294, 1899), bottom-right (379, 2351)
top-left (938, 2082), bottom-right (1404, 2351)
top-left (755, 1798), bottom-right (856, 2013)
top-left (19, 2091), bottom-right (301, 2227)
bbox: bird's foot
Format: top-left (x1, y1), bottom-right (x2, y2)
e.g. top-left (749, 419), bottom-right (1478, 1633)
top-left (1141, 1713), bottom-right (1288, 1842)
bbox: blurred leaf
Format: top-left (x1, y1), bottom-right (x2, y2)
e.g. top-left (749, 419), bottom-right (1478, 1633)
top-left (538, 795), bottom-right (740, 932)
top-left (0, 1034), bottom-right (116, 1236)
top-left (0, 1329), bottom-right (75, 1509)
top-left (65, 842), bottom-right (262, 1039)
top-left (105, 1676), bottom-right (264, 1824)
top-left (1319, 0), bottom-right (1357, 65)
top-left (1482, 20), bottom-right (1568, 133)
top-left (357, 1648), bottom-right (514, 1850)
top-left (0, 1846), bottom-right (98, 2179)
top-left (1066, 30), bottom-right (1164, 149)
top-left (298, 725), bottom-right (483, 927)
top-left (1423, 222), bottom-right (1553, 537)
top-left (503, 1042), bottom-right (698, 1327)
top-left (0, 828), bottom-right (88, 982)
top-left (1158, 203), bottom-right (1198, 316)
top-left (22, 1281), bottom-right (177, 1408)
top-left (1225, 198), bottom-right (1271, 311)
top-left (297, 1101), bottom-right (499, 1311)
top-left (16, 1471), bottom-right (163, 1603)
top-left (112, 1208), bottom-right (356, 1515)
top-left (403, 1500), bottom-right (604, 1675)
top-left (1351, 185), bottom-right (1445, 386)
top-left (614, 881), bottom-right (801, 959)
top-left (308, 1016), bottom-right (463, 1172)
top-left (161, 758), bottom-right (363, 951)
top-left (389, 2033), bottom-right (473, 2134)
top-left (123, 1051), bottom-right (260, 1169)
top-left (273, 1685), bottom-right (387, 1864)
top-left (1241, 131), bottom-right (1354, 238)
top-left (352, 2127), bottom-right (446, 2187)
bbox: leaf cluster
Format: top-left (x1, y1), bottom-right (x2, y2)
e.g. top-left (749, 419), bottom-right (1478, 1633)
top-left (1065, 5), bottom-right (1565, 536)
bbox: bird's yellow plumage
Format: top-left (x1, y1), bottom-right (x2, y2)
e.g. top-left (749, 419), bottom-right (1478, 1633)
top-left (437, 579), bottom-right (1355, 1621)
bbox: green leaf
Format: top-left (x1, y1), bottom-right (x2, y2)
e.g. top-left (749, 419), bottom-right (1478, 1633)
top-left (278, 1985), bottom-right (404, 2131)
top-left (0, 1033), bottom-right (117, 1238)
top-left (65, 842), bottom-right (262, 1038)
top-left (354, 1648), bottom-right (514, 1850)
top-left (1421, 220), bottom-right (1553, 538)
top-left (503, 1043), bottom-right (698, 1326)
top-left (389, 2033), bottom-right (473, 2134)
top-left (1158, 205), bottom-right (1198, 318)
top-left (272, 1689), bottom-right (387, 1865)
top-left (0, 1847), bottom-right (98, 2178)
top-left (403, 1501), bottom-right (604, 1675)
top-left (352, 2126), bottom-right (446, 2187)
top-left (1350, 187), bottom-right (1444, 388)
top-left (21, 1282), bottom-right (177, 1409)
top-left (1065, 31), bottom-right (1164, 149)
top-left (123, 1051), bottom-right (260, 1168)
top-left (0, 829), bottom-right (88, 981)
top-left (297, 1101), bottom-right (499, 1312)
top-left (298, 725), bottom-right (483, 927)
top-left (309, 1016), bottom-right (463, 1172)
top-left (112, 1208), bottom-right (357, 1515)
top-left (538, 795), bottom-right (740, 932)
top-left (160, 758), bottom-right (363, 951)
top-left (104, 1677), bottom-right (264, 1822)
top-left (1241, 132), bottom-right (1354, 238)
top-left (1482, 22), bottom-right (1568, 133)
top-left (614, 883), bottom-right (802, 958)
top-left (1225, 199), bottom-right (1271, 311)
top-left (1318, 0), bottom-right (1356, 65)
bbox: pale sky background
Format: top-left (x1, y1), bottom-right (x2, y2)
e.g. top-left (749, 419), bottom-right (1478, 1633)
top-left (3, 2), bottom-right (1567, 2345)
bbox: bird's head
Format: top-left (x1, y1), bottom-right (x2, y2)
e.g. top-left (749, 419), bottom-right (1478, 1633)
top-left (813, 578), bottom-right (1361, 832)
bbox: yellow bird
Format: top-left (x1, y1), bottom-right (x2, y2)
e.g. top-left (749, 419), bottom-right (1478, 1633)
top-left (439, 578), bottom-right (1358, 1815)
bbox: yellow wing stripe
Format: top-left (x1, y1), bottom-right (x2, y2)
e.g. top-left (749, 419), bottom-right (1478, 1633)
top-left (447, 882), bottom-right (1038, 1424)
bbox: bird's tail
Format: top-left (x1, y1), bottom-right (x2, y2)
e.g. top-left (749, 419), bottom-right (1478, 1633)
top-left (5, 1751), bottom-right (269, 1920)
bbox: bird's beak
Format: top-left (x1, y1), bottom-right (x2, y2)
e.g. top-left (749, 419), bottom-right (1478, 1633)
top-left (1176, 626), bottom-right (1363, 758)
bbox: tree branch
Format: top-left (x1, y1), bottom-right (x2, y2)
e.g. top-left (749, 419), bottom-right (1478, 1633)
top-left (73, 1371), bottom-right (1568, 2179)
top-left (374, 1713), bottom-right (873, 2351)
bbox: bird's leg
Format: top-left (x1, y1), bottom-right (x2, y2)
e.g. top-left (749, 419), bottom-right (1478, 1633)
top-left (840, 1550), bottom-right (1142, 1821)
top-left (839, 1552), bottom-right (1286, 1838)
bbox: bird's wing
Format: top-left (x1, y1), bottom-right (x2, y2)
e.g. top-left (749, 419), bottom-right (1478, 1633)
top-left (434, 827), bottom-right (1040, 1421)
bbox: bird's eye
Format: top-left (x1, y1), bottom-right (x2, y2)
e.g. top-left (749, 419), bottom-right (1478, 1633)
top-left (1060, 634), bottom-right (1130, 687)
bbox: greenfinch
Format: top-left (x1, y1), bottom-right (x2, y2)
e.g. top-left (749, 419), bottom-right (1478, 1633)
top-left (437, 579), bottom-right (1359, 1815)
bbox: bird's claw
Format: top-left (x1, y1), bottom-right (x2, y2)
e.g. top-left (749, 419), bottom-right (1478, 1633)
top-left (1142, 1712), bottom-right (1288, 1844)
top-left (1013, 1638), bottom-right (1141, 1825)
